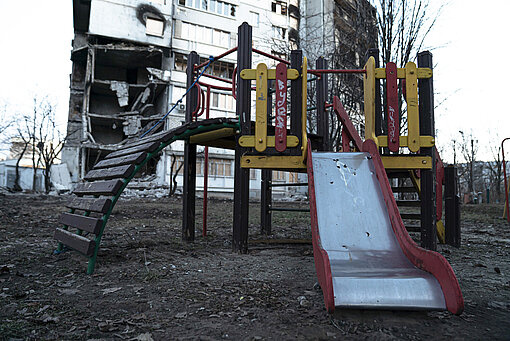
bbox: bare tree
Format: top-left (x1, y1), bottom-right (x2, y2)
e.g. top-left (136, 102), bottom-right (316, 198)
top-left (168, 153), bottom-right (183, 196)
top-left (11, 96), bottom-right (64, 193)
top-left (458, 130), bottom-right (478, 194)
top-left (372, 0), bottom-right (444, 138)
top-left (374, 0), bottom-right (443, 65)
top-left (36, 102), bottom-right (66, 193)
top-left (485, 134), bottom-right (505, 203)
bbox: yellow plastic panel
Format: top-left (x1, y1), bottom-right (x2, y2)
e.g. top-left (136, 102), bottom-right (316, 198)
top-left (375, 68), bottom-right (432, 79)
top-left (301, 57), bottom-right (308, 159)
top-left (255, 63), bottom-right (268, 152)
top-left (241, 155), bottom-right (306, 169)
top-left (381, 156), bottom-right (432, 169)
top-left (189, 128), bottom-right (236, 144)
top-left (436, 220), bottom-right (446, 244)
top-left (405, 62), bottom-right (420, 153)
top-left (240, 68), bottom-right (299, 80)
top-left (238, 135), bottom-right (299, 148)
top-left (363, 57), bottom-right (377, 144)
top-left (377, 135), bottom-right (435, 148)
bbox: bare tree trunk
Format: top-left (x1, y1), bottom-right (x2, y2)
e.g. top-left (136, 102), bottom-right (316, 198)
top-left (169, 154), bottom-right (183, 196)
top-left (14, 144), bottom-right (28, 192)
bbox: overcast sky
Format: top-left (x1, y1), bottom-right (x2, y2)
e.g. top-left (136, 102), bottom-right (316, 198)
top-left (0, 0), bottom-right (508, 162)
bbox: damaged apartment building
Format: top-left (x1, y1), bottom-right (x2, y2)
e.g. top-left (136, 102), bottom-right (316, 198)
top-left (63, 0), bottom-right (375, 197)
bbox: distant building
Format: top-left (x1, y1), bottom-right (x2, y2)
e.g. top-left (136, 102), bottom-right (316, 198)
top-left (0, 159), bottom-right (44, 191)
top-left (63, 0), bottom-right (375, 197)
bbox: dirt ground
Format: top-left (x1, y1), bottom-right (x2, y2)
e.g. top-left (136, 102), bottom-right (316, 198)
top-left (0, 192), bottom-right (509, 340)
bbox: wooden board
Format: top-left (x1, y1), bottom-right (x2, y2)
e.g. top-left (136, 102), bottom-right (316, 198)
top-left (66, 198), bottom-right (112, 213)
top-left (54, 228), bottom-right (96, 256)
top-left (105, 141), bottom-right (161, 160)
top-left (84, 164), bottom-right (135, 181)
top-left (94, 152), bottom-right (147, 169)
top-left (59, 212), bottom-right (103, 234)
top-left (73, 179), bottom-right (124, 196)
top-left (255, 63), bottom-right (268, 152)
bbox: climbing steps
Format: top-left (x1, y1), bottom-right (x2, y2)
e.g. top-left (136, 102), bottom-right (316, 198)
top-left (54, 118), bottom-right (239, 274)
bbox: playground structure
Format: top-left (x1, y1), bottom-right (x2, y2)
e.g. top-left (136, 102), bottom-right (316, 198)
top-left (54, 23), bottom-right (463, 314)
top-left (503, 138), bottom-right (510, 222)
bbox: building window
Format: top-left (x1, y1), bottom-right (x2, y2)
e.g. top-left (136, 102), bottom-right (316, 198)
top-left (175, 21), bottom-right (230, 48)
top-left (146, 18), bottom-right (164, 37)
top-left (211, 92), bottom-right (234, 111)
top-left (250, 11), bottom-right (259, 27)
top-left (209, 159), bottom-right (232, 177)
top-left (272, 170), bottom-right (286, 181)
top-left (272, 25), bottom-right (286, 40)
top-left (271, 1), bottom-right (287, 15)
top-left (179, 0), bottom-right (237, 17)
top-left (174, 53), bottom-right (187, 71)
top-left (250, 169), bottom-right (257, 180)
top-left (289, 172), bottom-right (299, 183)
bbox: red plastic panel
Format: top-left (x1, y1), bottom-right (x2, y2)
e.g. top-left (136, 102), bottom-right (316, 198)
top-left (275, 63), bottom-right (288, 152)
top-left (386, 62), bottom-right (399, 152)
top-left (333, 96), bottom-right (363, 151)
top-left (341, 128), bottom-right (350, 152)
top-left (306, 141), bottom-right (335, 312)
top-left (362, 139), bottom-right (464, 315)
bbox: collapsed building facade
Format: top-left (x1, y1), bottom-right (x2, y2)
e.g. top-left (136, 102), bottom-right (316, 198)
top-left (63, 0), bottom-right (376, 197)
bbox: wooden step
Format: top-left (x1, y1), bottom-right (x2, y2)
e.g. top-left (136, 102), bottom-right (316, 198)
top-left (66, 198), bottom-right (112, 213)
top-left (386, 171), bottom-right (410, 179)
top-left (54, 228), bottom-right (96, 256)
top-left (93, 152), bottom-right (147, 169)
top-left (391, 187), bottom-right (417, 193)
top-left (120, 125), bottom-right (189, 149)
top-left (396, 200), bottom-right (421, 207)
top-left (105, 141), bottom-right (161, 160)
top-left (400, 213), bottom-right (421, 220)
top-left (84, 164), bottom-right (135, 181)
top-left (73, 179), bottom-right (124, 196)
top-left (59, 212), bottom-right (103, 234)
top-left (405, 225), bottom-right (421, 232)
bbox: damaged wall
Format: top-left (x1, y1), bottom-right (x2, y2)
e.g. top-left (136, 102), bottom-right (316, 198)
top-left (63, 0), bottom-right (173, 183)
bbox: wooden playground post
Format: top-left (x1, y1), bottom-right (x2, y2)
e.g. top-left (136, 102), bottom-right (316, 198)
top-left (290, 50), bottom-right (303, 156)
top-left (182, 51), bottom-right (200, 242)
top-left (445, 165), bottom-right (461, 247)
top-left (316, 57), bottom-right (329, 151)
top-left (233, 22), bottom-right (252, 253)
top-left (260, 79), bottom-right (273, 235)
top-left (418, 51), bottom-right (437, 250)
top-left (366, 49), bottom-right (383, 139)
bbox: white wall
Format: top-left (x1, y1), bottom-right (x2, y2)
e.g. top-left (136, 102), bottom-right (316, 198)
top-left (89, 0), bottom-right (173, 47)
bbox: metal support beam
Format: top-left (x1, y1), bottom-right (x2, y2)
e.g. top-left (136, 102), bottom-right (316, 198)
top-left (445, 165), bottom-right (461, 247)
top-left (316, 57), bottom-right (329, 151)
top-left (418, 51), bottom-right (436, 250)
top-left (261, 170), bottom-right (272, 235)
top-left (182, 51), bottom-right (200, 241)
top-left (233, 23), bottom-right (252, 253)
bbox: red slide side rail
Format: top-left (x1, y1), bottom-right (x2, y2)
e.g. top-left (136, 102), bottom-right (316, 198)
top-left (307, 141), bottom-right (335, 313)
top-left (332, 96), bottom-right (363, 151)
top-left (363, 139), bottom-right (464, 315)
